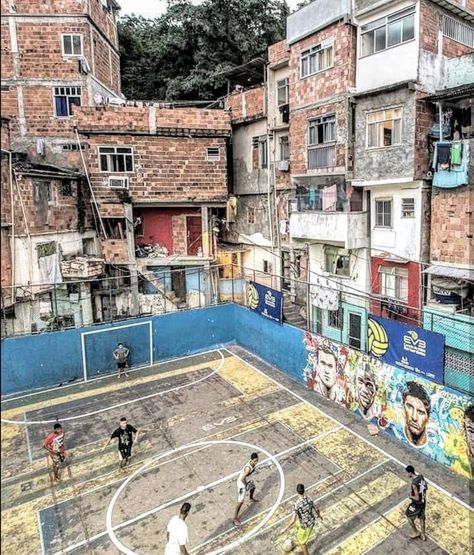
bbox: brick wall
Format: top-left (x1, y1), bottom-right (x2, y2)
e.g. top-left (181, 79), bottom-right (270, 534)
top-left (431, 186), bottom-right (474, 265)
top-left (268, 40), bottom-right (289, 65)
top-left (1, 20), bottom-right (13, 78)
top-left (101, 238), bottom-right (129, 263)
top-left (420, 0), bottom-right (474, 57)
top-left (289, 21), bottom-right (356, 109)
top-left (290, 100), bottom-right (347, 174)
top-left (414, 95), bottom-right (436, 181)
top-left (226, 87), bottom-right (265, 123)
top-left (171, 214), bottom-right (187, 255)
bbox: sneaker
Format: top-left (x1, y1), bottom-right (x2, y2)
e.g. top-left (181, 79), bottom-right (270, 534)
top-left (125, 373), bottom-right (130, 378)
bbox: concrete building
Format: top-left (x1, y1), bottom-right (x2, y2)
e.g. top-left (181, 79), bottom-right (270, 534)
top-left (351, 0), bottom-right (474, 328)
top-left (286, 0), bottom-right (370, 348)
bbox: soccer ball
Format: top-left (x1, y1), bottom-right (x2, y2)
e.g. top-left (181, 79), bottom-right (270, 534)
top-left (282, 538), bottom-right (295, 552)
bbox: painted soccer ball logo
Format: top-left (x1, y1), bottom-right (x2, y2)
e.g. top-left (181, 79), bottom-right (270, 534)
top-left (247, 283), bottom-right (259, 310)
top-left (368, 318), bottom-right (389, 357)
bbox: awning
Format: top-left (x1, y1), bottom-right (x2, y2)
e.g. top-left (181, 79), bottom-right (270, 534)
top-left (423, 265), bottom-right (474, 281)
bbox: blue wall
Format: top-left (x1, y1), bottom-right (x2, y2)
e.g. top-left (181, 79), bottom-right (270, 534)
top-left (1, 305), bottom-right (236, 395)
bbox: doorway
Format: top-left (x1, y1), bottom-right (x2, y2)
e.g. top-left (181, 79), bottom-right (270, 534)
top-left (186, 216), bottom-right (202, 255)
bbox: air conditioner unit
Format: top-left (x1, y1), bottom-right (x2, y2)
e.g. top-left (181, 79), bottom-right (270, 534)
top-left (278, 160), bottom-right (290, 171)
top-left (108, 176), bottom-right (129, 189)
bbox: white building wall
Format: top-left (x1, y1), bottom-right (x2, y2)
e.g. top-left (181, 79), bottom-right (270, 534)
top-left (308, 243), bottom-right (369, 309)
top-left (369, 181), bottom-right (423, 261)
top-left (356, 0), bottom-right (420, 92)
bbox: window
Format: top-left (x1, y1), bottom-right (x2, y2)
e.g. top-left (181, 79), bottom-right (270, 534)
top-left (280, 136), bottom-right (289, 161)
top-left (443, 15), bottom-right (474, 48)
top-left (33, 181), bottom-right (52, 203)
top-left (263, 260), bottom-right (271, 273)
top-left (300, 38), bottom-right (334, 78)
top-left (401, 198), bottom-right (415, 218)
top-left (328, 307), bottom-right (343, 329)
top-left (247, 206), bottom-right (255, 224)
top-left (61, 180), bottom-right (77, 197)
top-left (37, 241), bottom-right (56, 258)
top-left (259, 137), bottom-right (268, 168)
top-left (277, 78), bottom-right (289, 106)
top-left (62, 34), bottom-right (83, 56)
top-left (308, 115), bottom-right (336, 169)
top-left (206, 146), bottom-right (220, 161)
top-left (367, 108), bottom-right (402, 148)
top-left (53, 86), bottom-right (81, 117)
top-left (99, 146), bottom-right (134, 173)
top-left (361, 7), bottom-right (415, 56)
top-left (380, 266), bottom-right (409, 302)
top-left (62, 143), bottom-right (85, 151)
top-left (325, 247), bottom-right (350, 276)
top-left (375, 199), bottom-right (393, 227)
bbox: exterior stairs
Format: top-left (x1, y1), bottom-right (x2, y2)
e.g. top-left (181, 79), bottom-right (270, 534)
top-left (282, 290), bottom-right (307, 328)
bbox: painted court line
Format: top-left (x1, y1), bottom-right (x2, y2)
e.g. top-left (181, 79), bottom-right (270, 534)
top-left (37, 509), bottom-right (46, 555)
top-left (1, 350), bottom-right (225, 425)
top-left (0, 348), bottom-right (225, 404)
top-left (106, 440), bottom-right (286, 555)
top-left (49, 427), bottom-right (341, 555)
top-left (224, 348), bottom-right (474, 513)
top-left (24, 412), bottom-right (34, 465)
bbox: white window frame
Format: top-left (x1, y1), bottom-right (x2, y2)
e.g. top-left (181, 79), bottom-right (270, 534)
top-left (279, 136), bottom-right (289, 161)
top-left (259, 136), bottom-right (268, 169)
top-left (360, 6), bottom-right (416, 57)
top-left (375, 198), bottom-right (393, 228)
top-left (53, 86), bottom-right (82, 118)
top-left (300, 38), bottom-right (334, 79)
top-left (277, 78), bottom-right (289, 107)
top-left (366, 107), bottom-right (402, 149)
top-left (324, 246), bottom-right (351, 277)
top-left (308, 115), bottom-right (336, 147)
top-left (401, 197), bottom-right (415, 218)
top-left (61, 34), bottom-right (83, 57)
top-left (98, 146), bottom-right (134, 173)
top-left (206, 146), bottom-right (220, 161)
top-left (380, 266), bottom-right (409, 302)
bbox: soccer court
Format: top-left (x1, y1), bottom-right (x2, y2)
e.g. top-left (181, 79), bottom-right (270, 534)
top-left (1, 347), bottom-right (471, 555)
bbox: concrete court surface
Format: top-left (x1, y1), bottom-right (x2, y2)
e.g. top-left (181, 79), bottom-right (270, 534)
top-left (0, 346), bottom-right (472, 555)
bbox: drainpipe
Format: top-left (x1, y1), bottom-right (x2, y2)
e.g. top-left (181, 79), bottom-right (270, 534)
top-left (438, 101), bottom-right (443, 141)
top-left (1, 148), bottom-right (14, 301)
top-left (265, 65), bottom-right (275, 289)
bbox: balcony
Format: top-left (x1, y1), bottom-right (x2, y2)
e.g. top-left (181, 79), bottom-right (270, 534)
top-left (432, 139), bottom-right (471, 188)
top-left (60, 256), bottom-right (105, 279)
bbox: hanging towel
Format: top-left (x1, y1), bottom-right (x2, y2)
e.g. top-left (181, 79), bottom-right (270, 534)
top-left (450, 141), bottom-right (463, 165)
top-left (436, 143), bottom-right (451, 166)
top-left (322, 184), bottom-right (337, 211)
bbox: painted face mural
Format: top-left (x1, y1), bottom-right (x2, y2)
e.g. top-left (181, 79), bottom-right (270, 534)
top-left (302, 331), bottom-right (473, 479)
top-left (402, 382), bottom-right (431, 447)
top-left (355, 365), bottom-right (377, 416)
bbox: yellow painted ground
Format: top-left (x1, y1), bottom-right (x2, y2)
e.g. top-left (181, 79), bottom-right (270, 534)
top-left (267, 401), bottom-right (337, 440)
top-left (217, 356), bottom-right (279, 397)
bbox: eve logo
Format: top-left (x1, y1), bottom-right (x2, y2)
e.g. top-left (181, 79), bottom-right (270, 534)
top-left (202, 415), bottom-right (238, 432)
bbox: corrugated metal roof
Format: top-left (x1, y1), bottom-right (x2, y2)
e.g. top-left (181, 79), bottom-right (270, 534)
top-left (423, 264), bottom-right (474, 281)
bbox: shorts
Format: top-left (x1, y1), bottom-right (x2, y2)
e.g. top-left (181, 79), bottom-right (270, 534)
top-left (406, 502), bottom-right (426, 520)
top-left (117, 362), bottom-right (127, 369)
top-left (119, 445), bottom-right (132, 460)
top-left (296, 521), bottom-right (313, 545)
top-left (237, 479), bottom-right (255, 502)
top-left (51, 453), bottom-right (66, 468)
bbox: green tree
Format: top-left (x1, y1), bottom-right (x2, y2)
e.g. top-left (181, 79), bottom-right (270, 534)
top-left (118, 0), bottom-right (289, 101)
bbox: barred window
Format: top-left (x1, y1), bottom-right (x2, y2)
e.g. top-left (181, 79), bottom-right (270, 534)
top-left (442, 15), bottom-right (474, 48)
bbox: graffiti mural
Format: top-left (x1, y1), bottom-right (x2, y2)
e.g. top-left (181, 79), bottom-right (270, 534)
top-left (303, 331), bottom-right (473, 478)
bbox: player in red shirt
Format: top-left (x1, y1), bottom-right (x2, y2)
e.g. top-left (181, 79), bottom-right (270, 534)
top-left (43, 423), bottom-right (66, 481)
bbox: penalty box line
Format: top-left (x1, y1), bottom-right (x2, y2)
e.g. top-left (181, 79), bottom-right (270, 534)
top-left (50, 426), bottom-right (341, 555)
top-left (224, 348), bottom-right (474, 514)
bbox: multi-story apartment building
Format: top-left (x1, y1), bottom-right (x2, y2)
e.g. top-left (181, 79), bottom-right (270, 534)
top-left (1, 0), bottom-right (122, 165)
top-left (352, 0), bottom-right (473, 329)
top-left (286, 0), bottom-right (370, 349)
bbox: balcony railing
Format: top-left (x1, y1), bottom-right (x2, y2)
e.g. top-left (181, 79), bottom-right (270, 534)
top-left (308, 144), bottom-right (336, 169)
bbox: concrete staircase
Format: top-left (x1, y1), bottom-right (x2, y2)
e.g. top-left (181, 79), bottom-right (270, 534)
top-left (282, 291), bottom-right (307, 328)
top-left (136, 262), bottom-right (187, 309)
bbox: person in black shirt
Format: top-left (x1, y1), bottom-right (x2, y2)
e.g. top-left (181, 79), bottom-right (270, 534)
top-left (405, 465), bottom-right (428, 541)
top-left (104, 417), bottom-right (139, 468)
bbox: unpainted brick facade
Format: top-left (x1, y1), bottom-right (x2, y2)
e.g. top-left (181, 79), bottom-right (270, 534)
top-left (75, 106), bottom-right (231, 205)
top-left (226, 86), bottom-right (265, 124)
top-left (430, 184), bottom-right (474, 266)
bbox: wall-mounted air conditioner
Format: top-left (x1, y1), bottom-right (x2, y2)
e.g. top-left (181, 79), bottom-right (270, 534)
top-left (108, 176), bottom-right (129, 189)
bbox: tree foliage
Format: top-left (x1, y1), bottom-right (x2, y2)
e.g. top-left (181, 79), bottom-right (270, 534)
top-left (118, 0), bottom-right (289, 101)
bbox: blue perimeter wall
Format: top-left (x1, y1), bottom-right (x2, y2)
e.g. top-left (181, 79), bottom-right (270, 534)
top-left (1, 303), bottom-right (307, 395)
top-left (1, 304), bottom-right (240, 395)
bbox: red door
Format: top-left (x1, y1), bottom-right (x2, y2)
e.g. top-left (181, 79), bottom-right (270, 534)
top-left (186, 216), bottom-right (202, 255)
